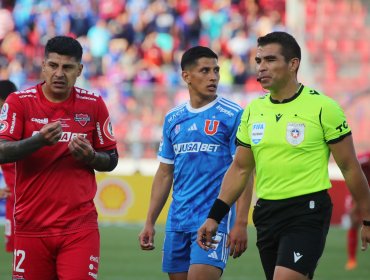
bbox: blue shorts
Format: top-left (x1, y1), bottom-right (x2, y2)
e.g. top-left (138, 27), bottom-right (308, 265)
top-left (162, 231), bottom-right (229, 273)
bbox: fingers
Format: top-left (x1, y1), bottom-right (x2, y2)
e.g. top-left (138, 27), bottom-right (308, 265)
top-left (138, 232), bottom-right (155, 250)
top-left (360, 227), bottom-right (368, 251)
top-left (41, 121), bottom-right (63, 145)
top-left (68, 135), bottom-right (94, 162)
top-left (197, 227), bottom-right (218, 251)
top-left (229, 240), bottom-right (247, 258)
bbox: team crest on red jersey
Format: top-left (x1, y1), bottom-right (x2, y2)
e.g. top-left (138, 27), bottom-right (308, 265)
top-left (0, 120), bottom-right (9, 133)
top-left (74, 113), bottom-right (90, 126)
top-left (103, 117), bottom-right (115, 141)
top-left (204, 120), bottom-right (220, 135)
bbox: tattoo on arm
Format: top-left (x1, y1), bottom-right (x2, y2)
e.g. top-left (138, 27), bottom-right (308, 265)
top-left (88, 149), bottom-right (118, 172)
top-left (0, 135), bottom-right (45, 163)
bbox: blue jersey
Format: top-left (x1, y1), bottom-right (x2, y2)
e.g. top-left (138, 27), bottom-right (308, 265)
top-left (158, 96), bottom-right (243, 232)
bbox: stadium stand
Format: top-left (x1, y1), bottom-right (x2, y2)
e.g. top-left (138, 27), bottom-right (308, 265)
top-left (0, 0), bottom-right (368, 157)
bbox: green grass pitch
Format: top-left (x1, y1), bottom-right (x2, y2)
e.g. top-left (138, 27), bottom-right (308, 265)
top-left (0, 225), bottom-right (369, 279)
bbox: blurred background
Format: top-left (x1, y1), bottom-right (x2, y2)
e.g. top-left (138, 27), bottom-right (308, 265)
top-left (0, 0), bottom-right (369, 279)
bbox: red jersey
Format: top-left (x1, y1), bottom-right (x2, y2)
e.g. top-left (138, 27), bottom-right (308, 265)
top-left (0, 83), bottom-right (117, 237)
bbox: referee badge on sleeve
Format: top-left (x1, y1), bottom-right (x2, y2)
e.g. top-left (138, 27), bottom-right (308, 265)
top-left (286, 123), bottom-right (305, 146)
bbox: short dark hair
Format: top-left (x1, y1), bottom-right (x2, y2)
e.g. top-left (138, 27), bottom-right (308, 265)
top-left (45, 36), bottom-right (83, 62)
top-left (0, 80), bottom-right (17, 101)
top-left (257, 31), bottom-right (301, 62)
top-left (180, 46), bottom-right (218, 70)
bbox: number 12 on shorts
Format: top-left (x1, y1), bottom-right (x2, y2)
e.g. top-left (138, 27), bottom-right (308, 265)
top-left (13, 249), bottom-right (26, 273)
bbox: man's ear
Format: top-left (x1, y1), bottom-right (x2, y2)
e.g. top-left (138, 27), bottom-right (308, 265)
top-left (182, 71), bottom-right (191, 84)
top-left (290, 58), bottom-right (300, 72)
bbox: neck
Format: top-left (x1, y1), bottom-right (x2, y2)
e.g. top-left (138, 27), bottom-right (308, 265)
top-left (189, 94), bottom-right (217, 109)
top-left (270, 81), bottom-right (300, 102)
top-left (42, 84), bottom-right (71, 103)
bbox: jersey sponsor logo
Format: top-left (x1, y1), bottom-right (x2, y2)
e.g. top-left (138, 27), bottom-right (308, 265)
top-left (31, 118), bottom-right (48, 124)
top-left (188, 123), bottom-right (197, 131)
top-left (0, 120), bottom-right (9, 133)
top-left (275, 113), bottom-right (283, 122)
top-left (96, 122), bottom-right (104, 144)
top-left (173, 142), bottom-right (220, 154)
top-left (90, 255), bottom-right (100, 263)
top-left (15, 88), bottom-right (37, 94)
top-left (251, 122), bottom-right (265, 144)
top-left (335, 120), bottom-right (348, 133)
top-left (75, 87), bottom-right (100, 97)
top-left (74, 113), bottom-right (90, 126)
top-left (286, 123), bottom-right (305, 145)
top-left (88, 272), bottom-right (98, 279)
top-left (10, 113), bottom-right (16, 134)
top-left (103, 117), bottom-right (115, 141)
top-left (204, 120), bottom-right (220, 135)
top-left (0, 103), bottom-right (9, 120)
top-left (32, 131), bottom-right (87, 142)
top-left (175, 124), bottom-right (181, 134)
top-left (293, 251), bottom-right (303, 263)
top-left (168, 108), bottom-right (185, 123)
top-left (216, 105), bottom-right (234, 117)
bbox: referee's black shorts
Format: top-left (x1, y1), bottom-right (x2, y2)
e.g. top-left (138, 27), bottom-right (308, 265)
top-left (252, 190), bottom-right (332, 280)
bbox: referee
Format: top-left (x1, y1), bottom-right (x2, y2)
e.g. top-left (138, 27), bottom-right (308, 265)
top-left (197, 31), bottom-right (370, 280)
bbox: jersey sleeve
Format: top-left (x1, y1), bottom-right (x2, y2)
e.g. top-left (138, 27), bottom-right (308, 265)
top-left (321, 97), bottom-right (351, 144)
top-left (93, 97), bottom-right (117, 151)
top-left (236, 105), bottom-right (251, 147)
top-left (0, 93), bottom-right (24, 141)
top-left (229, 109), bottom-right (243, 156)
top-left (157, 117), bottom-right (175, 164)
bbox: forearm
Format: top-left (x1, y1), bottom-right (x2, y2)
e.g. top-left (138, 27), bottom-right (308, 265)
top-left (0, 136), bottom-right (45, 163)
top-left (145, 169), bottom-right (173, 226)
top-left (342, 166), bottom-right (370, 220)
top-left (88, 149), bottom-right (118, 172)
top-left (219, 162), bottom-right (253, 206)
top-left (234, 173), bottom-right (254, 227)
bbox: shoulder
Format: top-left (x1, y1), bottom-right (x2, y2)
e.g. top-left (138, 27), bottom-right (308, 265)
top-left (9, 86), bottom-right (38, 100)
top-left (216, 97), bottom-right (243, 117)
top-left (74, 87), bottom-right (102, 103)
top-left (165, 103), bottom-right (187, 124)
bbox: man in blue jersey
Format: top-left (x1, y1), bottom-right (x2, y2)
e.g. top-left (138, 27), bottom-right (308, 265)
top-left (197, 32), bottom-right (370, 280)
top-left (139, 46), bottom-right (252, 279)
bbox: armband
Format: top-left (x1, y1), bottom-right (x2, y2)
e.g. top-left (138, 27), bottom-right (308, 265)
top-left (207, 199), bottom-right (230, 224)
top-left (363, 220), bottom-right (370, 226)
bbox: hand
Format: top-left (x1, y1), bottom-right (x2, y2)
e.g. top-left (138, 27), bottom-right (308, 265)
top-left (227, 223), bottom-right (247, 258)
top-left (38, 121), bottom-right (62, 145)
top-left (139, 225), bottom-right (155, 250)
top-left (197, 218), bottom-right (219, 250)
top-left (0, 187), bottom-right (11, 198)
top-left (68, 135), bottom-right (95, 163)
top-left (360, 225), bottom-right (370, 251)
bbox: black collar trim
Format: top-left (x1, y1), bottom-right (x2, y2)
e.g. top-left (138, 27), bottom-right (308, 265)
top-left (270, 84), bottom-right (304, 104)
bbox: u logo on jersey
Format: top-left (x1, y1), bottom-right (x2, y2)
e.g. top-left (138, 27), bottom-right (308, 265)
top-left (204, 120), bottom-right (220, 135)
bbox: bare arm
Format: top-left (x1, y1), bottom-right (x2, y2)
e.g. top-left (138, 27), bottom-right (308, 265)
top-left (228, 171), bottom-right (254, 258)
top-left (0, 121), bottom-right (62, 163)
top-left (139, 162), bottom-right (174, 250)
top-left (329, 135), bottom-right (370, 250)
top-left (198, 146), bottom-right (255, 249)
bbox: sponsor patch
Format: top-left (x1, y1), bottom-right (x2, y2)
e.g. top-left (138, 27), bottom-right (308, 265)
top-left (0, 120), bottom-right (9, 133)
top-left (74, 113), bottom-right (90, 126)
top-left (286, 123), bottom-right (305, 145)
top-left (103, 117), bottom-right (115, 141)
top-left (0, 103), bottom-right (9, 120)
top-left (251, 122), bottom-right (265, 144)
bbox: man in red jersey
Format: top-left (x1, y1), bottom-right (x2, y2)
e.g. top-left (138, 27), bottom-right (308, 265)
top-left (345, 151), bottom-right (370, 270)
top-left (0, 36), bottom-right (118, 280)
top-left (0, 80), bottom-right (17, 255)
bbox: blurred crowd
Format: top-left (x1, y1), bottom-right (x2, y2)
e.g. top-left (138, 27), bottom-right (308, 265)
top-left (0, 0), bottom-right (286, 158)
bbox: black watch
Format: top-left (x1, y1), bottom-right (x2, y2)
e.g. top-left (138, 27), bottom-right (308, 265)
top-left (363, 220), bottom-right (370, 226)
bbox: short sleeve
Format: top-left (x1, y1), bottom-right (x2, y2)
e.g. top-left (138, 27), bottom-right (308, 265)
top-left (236, 105), bottom-right (251, 147)
top-left (157, 117), bottom-right (175, 164)
top-left (321, 97), bottom-right (351, 144)
top-left (0, 93), bottom-right (24, 141)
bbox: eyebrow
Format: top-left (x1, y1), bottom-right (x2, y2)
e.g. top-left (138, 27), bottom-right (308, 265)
top-left (255, 55), bottom-right (277, 61)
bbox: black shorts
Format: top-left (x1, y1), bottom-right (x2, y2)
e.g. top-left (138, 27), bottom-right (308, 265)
top-left (252, 190), bottom-right (332, 280)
